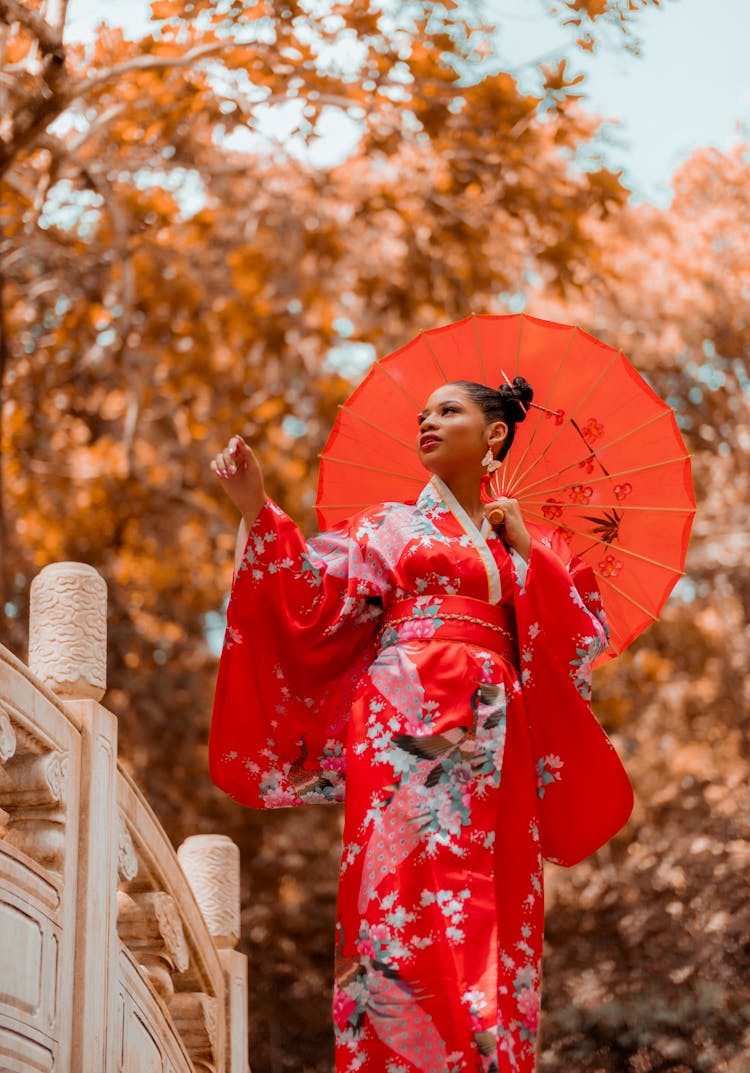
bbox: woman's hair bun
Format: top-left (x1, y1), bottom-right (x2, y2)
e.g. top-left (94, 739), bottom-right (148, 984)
top-left (498, 376), bottom-right (534, 423)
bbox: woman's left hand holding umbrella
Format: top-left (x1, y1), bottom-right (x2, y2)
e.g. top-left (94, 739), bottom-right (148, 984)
top-left (483, 496), bottom-right (532, 562)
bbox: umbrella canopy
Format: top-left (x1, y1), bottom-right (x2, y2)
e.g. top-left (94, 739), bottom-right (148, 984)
top-left (316, 312), bottom-right (695, 659)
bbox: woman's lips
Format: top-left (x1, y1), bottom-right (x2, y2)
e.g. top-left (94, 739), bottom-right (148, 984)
top-left (419, 435), bottom-right (441, 450)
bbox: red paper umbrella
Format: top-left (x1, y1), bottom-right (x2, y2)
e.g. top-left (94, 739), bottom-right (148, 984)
top-left (316, 313), bottom-right (696, 659)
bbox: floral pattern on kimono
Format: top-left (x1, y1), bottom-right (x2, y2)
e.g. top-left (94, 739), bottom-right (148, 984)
top-left (210, 476), bottom-right (630, 1073)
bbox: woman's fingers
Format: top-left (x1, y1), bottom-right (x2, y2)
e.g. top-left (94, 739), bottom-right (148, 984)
top-left (211, 435), bottom-right (266, 522)
top-left (484, 497), bottom-right (531, 559)
top-left (211, 436), bottom-right (249, 478)
top-left (483, 496), bottom-right (518, 517)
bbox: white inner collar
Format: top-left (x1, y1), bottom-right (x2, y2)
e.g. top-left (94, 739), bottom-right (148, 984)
top-left (429, 477), bottom-right (503, 604)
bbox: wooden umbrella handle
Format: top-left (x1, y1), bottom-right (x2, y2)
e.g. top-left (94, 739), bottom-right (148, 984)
top-left (487, 507), bottom-right (505, 527)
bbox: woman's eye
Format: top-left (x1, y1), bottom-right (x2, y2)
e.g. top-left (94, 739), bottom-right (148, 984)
top-left (442, 406), bottom-right (456, 415)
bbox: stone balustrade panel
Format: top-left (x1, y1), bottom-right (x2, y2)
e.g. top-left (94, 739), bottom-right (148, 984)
top-left (117, 947), bottom-right (194, 1073)
top-left (117, 771), bottom-right (227, 1073)
top-left (1, 561), bottom-right (250, 1073)
top-left (0, 648), bottom-right (83, 1073)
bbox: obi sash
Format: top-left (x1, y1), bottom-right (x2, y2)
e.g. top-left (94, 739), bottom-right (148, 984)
top-left (377, 595), bottom-right (518, 669)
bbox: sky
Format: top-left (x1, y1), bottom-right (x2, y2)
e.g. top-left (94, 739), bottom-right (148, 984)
top-left (65, 0), bottom-right (750, 207)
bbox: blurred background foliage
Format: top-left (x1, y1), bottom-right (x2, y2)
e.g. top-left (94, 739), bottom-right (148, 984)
top-left (0, 0), bottom-right (748, 1070)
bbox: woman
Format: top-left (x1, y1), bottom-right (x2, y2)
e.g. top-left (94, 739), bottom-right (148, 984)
top-left (209, 377), bottom-right (632, 1073)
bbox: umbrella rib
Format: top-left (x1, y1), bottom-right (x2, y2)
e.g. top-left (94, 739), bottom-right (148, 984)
top-left (341, 407), bottom-right (420, 451)
top-left (594, 574), bottom-right (660, 623)
top-left (315, 502), bottom-right (377, 510)
top-left (503, 325), bottom-right (578, 491)
top-left (515, 313), bottom-right (525, 377)
top-left (420, 331), bottom-right (449, 382)
top-left (320, 455), bottom-right (426, 482)
top-left (521, 500), bottom-right (694, 512)
top-left (374, 361), bottom-right (423, 409)
top-left (505, 410), bottom-right (675, 499)
top-left (506, 347), bottom-right (624, 492)
top-left (509, 449), bottom-right (689, 501)
top-left (472, 313), bottom-right (487, 384)
top-left (522, 506), bottom-right (686, 572)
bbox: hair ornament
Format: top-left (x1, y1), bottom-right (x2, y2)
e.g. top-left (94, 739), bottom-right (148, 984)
top-left (497, 370), bottom-right (562, 421)
top-left (499, 370), bottom-right (527, 414)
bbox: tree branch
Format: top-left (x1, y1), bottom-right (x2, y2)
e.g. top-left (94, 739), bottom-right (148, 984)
top-left (0, 50), bottom-right (70, 179)
top-left (0, 0), bottom-right (62, 55)
top-left (72, 40), bottom-right (236, 99)
top-left (44, 0), bottom-right (70, 37)
top-left (33, 132), bottom-right (139, 391)
top-left (0, 264), bottom-right (10, 614)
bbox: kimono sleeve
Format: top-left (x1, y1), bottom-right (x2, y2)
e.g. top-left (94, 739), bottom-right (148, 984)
top-left (209, 499), bottom-right (390, 809)
top-left (511, 527), bottom-right (634, 866)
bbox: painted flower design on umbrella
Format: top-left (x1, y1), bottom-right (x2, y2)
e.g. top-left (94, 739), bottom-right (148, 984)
top-left (614, 482), bottom-right (633, 501)
top-left (542, 498), bottom-right (564, 520)
top-left (598, 554), bottom-right (624, 578)
top-left (569, 484), bottom-right (593, 504)
top-left (580, 417), bottom-right (605, 442)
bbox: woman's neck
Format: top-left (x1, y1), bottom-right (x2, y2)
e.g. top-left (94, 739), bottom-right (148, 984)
top-left (437, 470), bottom-right (485, 526)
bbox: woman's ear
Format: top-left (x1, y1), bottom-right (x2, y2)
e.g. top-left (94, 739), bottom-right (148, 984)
top-left (487, 421), bottom-right (508, 453)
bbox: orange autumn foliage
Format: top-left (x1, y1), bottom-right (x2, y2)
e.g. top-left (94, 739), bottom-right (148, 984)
top-left (3, 1), bottom-right (747, 1071)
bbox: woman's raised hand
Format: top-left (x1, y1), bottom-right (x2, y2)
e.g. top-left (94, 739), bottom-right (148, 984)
top-left (483, 496), bottom-right (532, 562)
top-left (210, 435), bottom-right (266, 525)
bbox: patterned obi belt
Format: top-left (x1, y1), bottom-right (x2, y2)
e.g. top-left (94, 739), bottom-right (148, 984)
top-left (377, 595), bottom-right (518, 668)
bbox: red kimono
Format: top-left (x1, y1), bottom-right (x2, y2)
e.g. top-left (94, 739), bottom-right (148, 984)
top-left (209, 476), bottom-right (632, 1073)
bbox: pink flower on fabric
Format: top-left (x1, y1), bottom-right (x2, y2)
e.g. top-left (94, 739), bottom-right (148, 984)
top-left (517, 987), bottom-right (540, 1032)
top-left (581, 417), bottom-right (605, 442)
top-left (569, 484), bottom-right (593, 504)
top-left (263, 786), bottom-right (300, 807)
top-left (356, 937), bottom-right (376, 958)
top-left (369, 924), bottom-right (391, 944)
top-left (323, 754), bottom-right (346, 773)
top-left (599, 554), bottom-right (623, 577)
top-left (332, 990), bottom-right (357, 1028)
top-left (614, 482), bottom-right (632, 501)
top-left (542, 498), bottom-right (564, 520)
top-left (224, 626), bottom-right (243, 649)
top-left (399, 618), bottom-right (438, 641)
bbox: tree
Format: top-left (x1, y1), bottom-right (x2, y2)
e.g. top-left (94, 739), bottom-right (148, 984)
top-left (1, 0), bottom-right (679, 1069)
top-left (531, 140), bottom-right (750, 1072)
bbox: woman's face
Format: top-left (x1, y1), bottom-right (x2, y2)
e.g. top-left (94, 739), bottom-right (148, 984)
top-left (416, 384), bottom-right (506, 479)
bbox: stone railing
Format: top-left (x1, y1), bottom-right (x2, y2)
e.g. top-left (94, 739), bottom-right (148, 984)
top-left (0, 562), bottom-right (249, 1073)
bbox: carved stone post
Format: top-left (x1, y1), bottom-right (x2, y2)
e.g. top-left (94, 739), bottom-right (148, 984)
top-left (29, 562), bottom-right (107, 700)
top-left (178, 835), bottom-right (249, 1072)
top-left (28, 562), bottom-right (117, 1072)
top-left (177, 835), bottom-right (240, 949)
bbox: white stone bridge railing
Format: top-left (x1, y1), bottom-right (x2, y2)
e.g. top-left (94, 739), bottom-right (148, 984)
top-left (0, 563), bottom-right (250, 1073)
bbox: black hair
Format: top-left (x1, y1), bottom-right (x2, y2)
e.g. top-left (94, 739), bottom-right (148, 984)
top-left (449, 377), bottom-right (534, 461)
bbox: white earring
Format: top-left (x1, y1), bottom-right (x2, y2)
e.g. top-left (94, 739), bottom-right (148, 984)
top-left (482, 449), bottom-right (501, 474)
